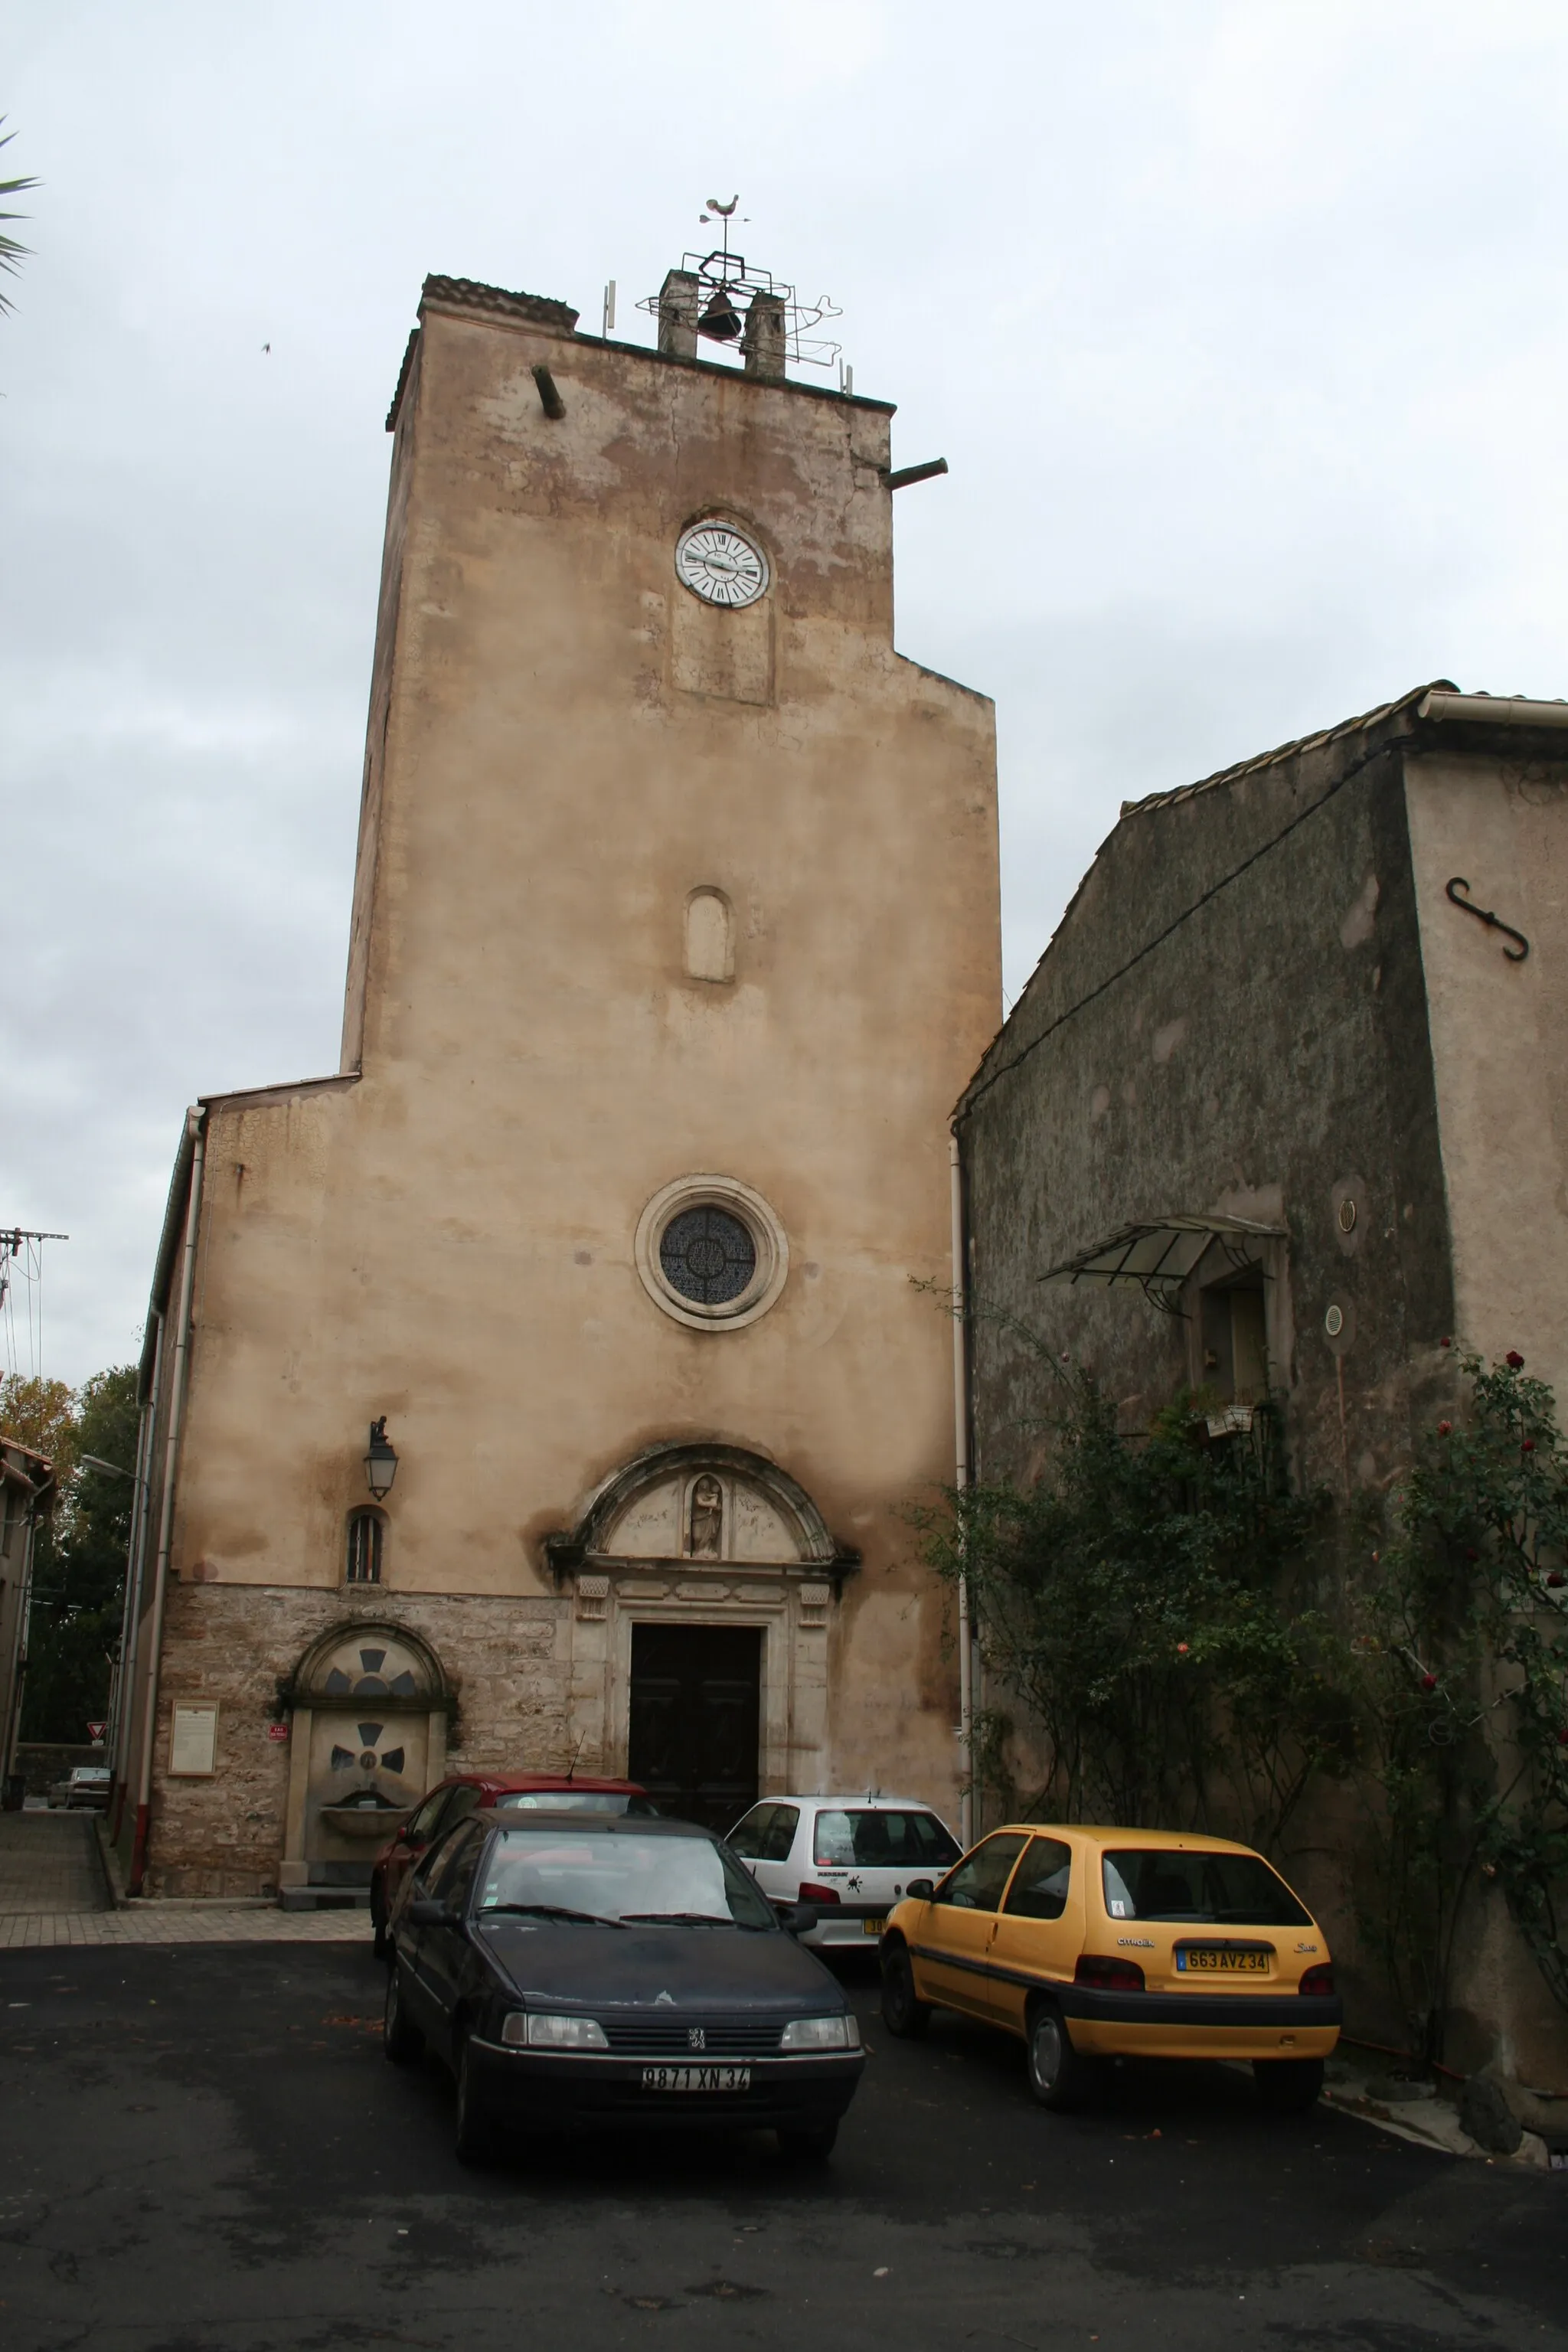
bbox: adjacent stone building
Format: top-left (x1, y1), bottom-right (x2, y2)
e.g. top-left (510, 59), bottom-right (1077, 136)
top-left (112, 261), bottom-right (1001, 1900)
top-left (955, 682), bottom-right (1568, 2086)
top-left (0, 1434), bottom-right (56, 1804)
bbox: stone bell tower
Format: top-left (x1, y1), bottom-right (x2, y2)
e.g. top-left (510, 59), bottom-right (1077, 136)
top-left (121, 224), bottom-right (1001, 1897)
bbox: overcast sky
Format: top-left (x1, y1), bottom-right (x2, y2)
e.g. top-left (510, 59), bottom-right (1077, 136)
top-left (5, 0), bottom-right (1568, 1386)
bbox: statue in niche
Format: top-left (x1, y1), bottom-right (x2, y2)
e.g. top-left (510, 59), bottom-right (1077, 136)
top-left (688, 1473), bottom-right (724, 1560)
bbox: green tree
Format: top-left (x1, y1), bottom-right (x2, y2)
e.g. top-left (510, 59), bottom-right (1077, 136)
top-left (0, 1374), bottom-right (77, 1472)
top-left (921, 1367), bottom-right (1341, 1853)
top-left (5, 1367), bottom-right (139, 1743)
top-left (1356, 1348), bottom-right (1568, 2055)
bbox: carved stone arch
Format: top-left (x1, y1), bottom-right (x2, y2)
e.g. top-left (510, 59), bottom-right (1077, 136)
top-left (550, 1444), bottom-right (853, 1807)
top-left (544, 1441), bottom-right (854, 1576)
top-left (290, 1617), bottom-right (448, 1710)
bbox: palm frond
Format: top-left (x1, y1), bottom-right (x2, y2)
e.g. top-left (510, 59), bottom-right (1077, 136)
top-left (0, 121), bottom-right (37, 307)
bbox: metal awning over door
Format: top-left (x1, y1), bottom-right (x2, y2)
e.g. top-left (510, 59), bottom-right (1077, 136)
top-left (1038, 1214), bottom-right (1287, 1313)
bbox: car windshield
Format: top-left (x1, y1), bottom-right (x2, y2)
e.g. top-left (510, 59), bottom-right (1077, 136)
top-left (476, 1828), bottom-right (776, 1929)
top-left (492, 1791), bottom-right (658, 1815)
top-left (74, 1769), bottom-right (110, 1782)
top-left (812, 1808), bottom-right (962, 1869)
top-left (1102, 1849), bottom-right (1312, 1927)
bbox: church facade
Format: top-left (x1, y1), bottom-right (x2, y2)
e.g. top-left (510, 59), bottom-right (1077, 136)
top-left (111, 265), bottom-right (1001, 1900)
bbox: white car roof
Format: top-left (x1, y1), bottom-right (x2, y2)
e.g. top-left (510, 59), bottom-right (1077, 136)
top-left (752, 1794), bottom-right (943, 1810)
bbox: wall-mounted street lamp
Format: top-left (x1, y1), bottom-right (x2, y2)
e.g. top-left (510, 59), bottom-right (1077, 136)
top-left (364, 1418), bottom-right (399, 1501)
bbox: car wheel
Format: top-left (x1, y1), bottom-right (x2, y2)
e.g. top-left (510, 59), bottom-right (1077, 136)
top-left (1253, 2056), bottom-right (1324, 2113)
top-left (382, 1963), bottom-right (423, 2065)
top-left (880, 1945), bottom-right (933, 2040)
top-left (1024, 1999), bottom-right (1092, 2111)
top-left (776, 2120), bottom-right (838, 2161)
top-left (453, 2032), bottom-right (499, 2166)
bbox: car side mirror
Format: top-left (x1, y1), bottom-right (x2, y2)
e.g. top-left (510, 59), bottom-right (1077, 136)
top-left (407, 1896), bottom-right (459, 1928)
top-left (906, 1878), bottom-right (935, 1901)
top-left (782, 1903), bottom-right (818, 1937)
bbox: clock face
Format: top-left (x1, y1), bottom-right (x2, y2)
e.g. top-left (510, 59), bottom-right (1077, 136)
top-left (675, 521), bottom-right (769, 609)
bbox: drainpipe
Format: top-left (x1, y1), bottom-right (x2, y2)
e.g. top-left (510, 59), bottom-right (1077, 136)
top-left (950, 1129), bottom-right (975, 1848)
top-left (109, 1331), bottom-right (162, 1841)
top-left (129, 1111), bottom-right (206, 1895)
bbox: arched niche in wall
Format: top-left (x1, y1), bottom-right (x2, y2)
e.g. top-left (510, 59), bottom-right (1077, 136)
top-left (277, 1619), bottom-right (450, 1899)
top-left (684, 887), bottom-right (734, 984)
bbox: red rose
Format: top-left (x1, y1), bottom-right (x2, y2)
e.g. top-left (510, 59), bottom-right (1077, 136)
top-left (1441, 1337), bottom-right (1452, 1349)
top-left (1438, 1420), bottom-right (1452, 1436)
top-left (1546, 1571), bottom-right (1565, 1588)
top-left (1507, 1351), bottom-right (1525, 1370)
top-left (1523, 1439), bottom-right (1537, 1453)
top-left (1559, 1729), bottom-right (1568, 1747)
top-left (1421, 1674), bottom-right (1438, 1691)
top-left (1176, 1642), bottom-right (1190, 1655)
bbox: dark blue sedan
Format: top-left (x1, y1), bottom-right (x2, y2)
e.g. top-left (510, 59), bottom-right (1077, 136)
top-left (383, 1808), bottom-right (866, 2162)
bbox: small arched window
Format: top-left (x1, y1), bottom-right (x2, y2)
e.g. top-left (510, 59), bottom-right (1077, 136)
top-left (684, 888), bottom-right (733, 983)
top-left (345, 1509), bottom-right (385, 1586)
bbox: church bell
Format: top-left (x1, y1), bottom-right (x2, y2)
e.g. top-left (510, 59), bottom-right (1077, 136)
top-left (697, 286), bottom-right (743, 342)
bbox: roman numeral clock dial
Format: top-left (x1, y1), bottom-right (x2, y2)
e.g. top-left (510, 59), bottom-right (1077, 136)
top-left (675, 521), bottom-right (769, 607)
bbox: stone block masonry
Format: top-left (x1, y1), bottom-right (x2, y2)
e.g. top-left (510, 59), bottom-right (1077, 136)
top-left (142, 1582), bottom-right (572, 1898)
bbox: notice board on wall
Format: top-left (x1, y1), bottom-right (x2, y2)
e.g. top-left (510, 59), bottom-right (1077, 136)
top-left (168, 1702), bottom-right (219, 1776)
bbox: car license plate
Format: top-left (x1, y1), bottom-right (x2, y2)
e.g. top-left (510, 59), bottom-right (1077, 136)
top-left (863, 1917), bottom-right (886, 1936)
top-left (640, 2065), bottom-right (750, 2092)
top-left (1177, 1948), bottom-right (1269, 1974)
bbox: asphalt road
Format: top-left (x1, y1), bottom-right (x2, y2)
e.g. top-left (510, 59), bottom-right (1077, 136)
top-left (1, 1941), bottom-right (1564, 2352)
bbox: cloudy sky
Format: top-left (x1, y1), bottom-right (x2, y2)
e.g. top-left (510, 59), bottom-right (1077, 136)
top-left (5, 0), bottom-right (1568, 1386)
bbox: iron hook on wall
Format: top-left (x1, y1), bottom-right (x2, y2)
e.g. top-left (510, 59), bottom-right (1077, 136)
top-left (1445, 876), bottom-right (1530, 962)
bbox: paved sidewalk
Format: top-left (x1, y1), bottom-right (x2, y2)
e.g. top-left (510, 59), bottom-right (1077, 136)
top-left (0, 1811), bottom-right (108, 1913)
top-left (0, 1809), bottom-right (371, 1948)
top-left (0, 1904), bottom-right (373, 1949)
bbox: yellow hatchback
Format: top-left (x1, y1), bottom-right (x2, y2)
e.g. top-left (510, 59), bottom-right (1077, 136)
top-left (879, 1824), bottom-right (1340, 2113)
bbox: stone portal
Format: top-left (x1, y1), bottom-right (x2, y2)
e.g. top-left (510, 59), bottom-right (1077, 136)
top-left (551, 1442), bottom-right (853, 1803)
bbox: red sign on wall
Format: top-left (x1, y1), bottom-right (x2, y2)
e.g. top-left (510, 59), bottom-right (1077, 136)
top-left (266, 1723), bottom-right (289, 1743)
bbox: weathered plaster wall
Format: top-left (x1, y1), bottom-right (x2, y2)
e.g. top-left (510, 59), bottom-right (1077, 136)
top-left (1405, 748), bottom-right (1568, 1396)
top-left (959, 705), bottom-right (1453, 1505)
top-left (135, 280), bottom-right (1001, 1876)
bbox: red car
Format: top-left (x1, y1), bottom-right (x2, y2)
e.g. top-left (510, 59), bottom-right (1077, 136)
top-left (371, 1772), bottom-right (655, 1956)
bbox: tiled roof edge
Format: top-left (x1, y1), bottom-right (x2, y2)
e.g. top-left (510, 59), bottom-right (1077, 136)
top-left (385, 326), bottom-right (420, 433)
top-left (420, 275), bottom-right (580, 332)
top-left (1117, 679), bottom-right (1460, 818)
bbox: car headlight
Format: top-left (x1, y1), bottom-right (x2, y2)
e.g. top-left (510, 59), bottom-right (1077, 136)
top-left (779, 2014), bottom-right (861, 2052)
top-left (502, 2012), bottom-right (609, 2050)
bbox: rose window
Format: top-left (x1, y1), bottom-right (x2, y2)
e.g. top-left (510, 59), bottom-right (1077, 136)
top-left (659, 1205), bottom-right (757, 1306)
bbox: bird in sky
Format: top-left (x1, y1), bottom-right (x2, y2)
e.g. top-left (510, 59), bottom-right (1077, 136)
top-left (261, 341), bottom-right (270, 353)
